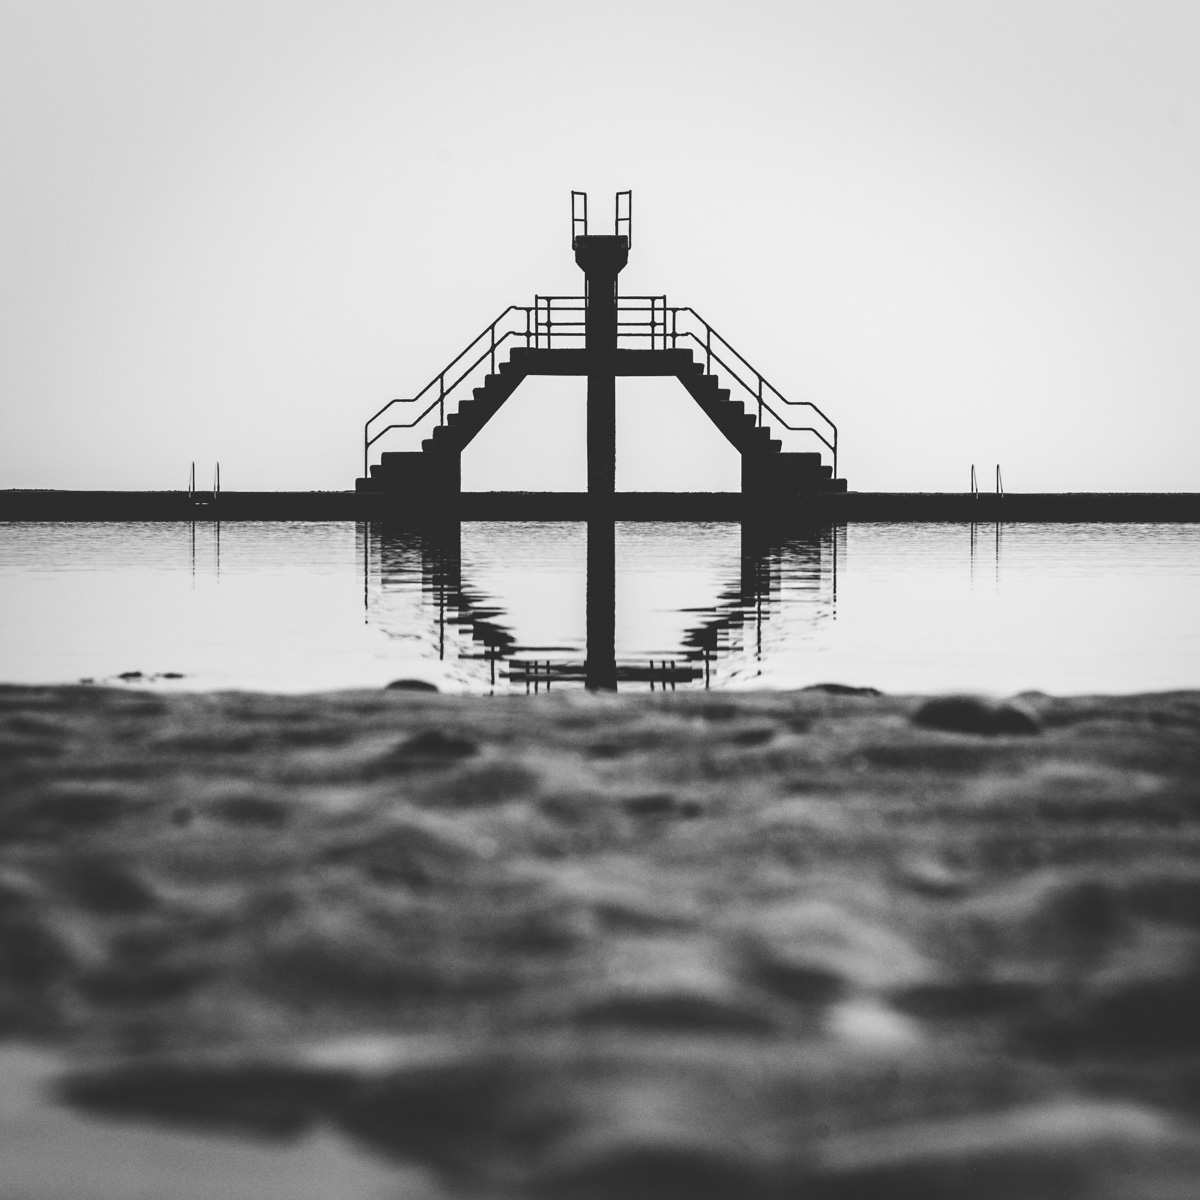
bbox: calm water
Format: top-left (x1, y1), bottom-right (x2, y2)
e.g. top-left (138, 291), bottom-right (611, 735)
top-left (1, 520), bottom-right (1198, 694)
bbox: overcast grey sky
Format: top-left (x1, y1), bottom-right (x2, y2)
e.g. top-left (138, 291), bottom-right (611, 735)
top-left (2, 1), bottom-right (1199, 493)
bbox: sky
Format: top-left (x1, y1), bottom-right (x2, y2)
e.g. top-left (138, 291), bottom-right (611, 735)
top-left (2, 0), bottom-right (1199, 494)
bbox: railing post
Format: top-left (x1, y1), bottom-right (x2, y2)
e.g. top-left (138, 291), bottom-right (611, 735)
top-left (490, 323), bottom-right (496, 374)
top-left (757, 378), bottom-right (763, 427)
top-left (705, 326), bottom-right (711, 374)
top-left (439, 375), bottom-right (445, 426)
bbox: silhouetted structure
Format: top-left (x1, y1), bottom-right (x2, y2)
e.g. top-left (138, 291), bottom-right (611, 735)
top-left (358, 192), bottom-right (846, 502)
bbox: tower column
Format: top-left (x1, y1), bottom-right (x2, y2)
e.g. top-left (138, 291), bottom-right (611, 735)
top-left (573, 235), bottom-right (628, 502)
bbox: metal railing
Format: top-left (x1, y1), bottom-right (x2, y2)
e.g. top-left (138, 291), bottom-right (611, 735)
top-left (570, 189), bottom-right (632, 247)
top-left (363, 295), bottom-right (838, 478)
top-left (666, 307), bottom-right (838, 477)
top-left (363, 306), bottom-right (536, 478)
top-left (522, 297), bottom-right (836, 472)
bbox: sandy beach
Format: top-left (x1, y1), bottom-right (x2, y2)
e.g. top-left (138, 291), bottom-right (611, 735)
top-left (2, 680), bottom-right (1200, 1197)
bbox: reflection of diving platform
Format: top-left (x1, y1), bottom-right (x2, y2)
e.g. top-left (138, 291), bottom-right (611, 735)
top-left (364, 519), bottom-right (837, 693)
top-left (359, 191), bottom-right (845, 504)
top-left (505, 659), bottom-right (701, 691)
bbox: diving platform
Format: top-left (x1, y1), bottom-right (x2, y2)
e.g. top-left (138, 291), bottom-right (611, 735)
top-left (357, 191), bottom-right (846, 504)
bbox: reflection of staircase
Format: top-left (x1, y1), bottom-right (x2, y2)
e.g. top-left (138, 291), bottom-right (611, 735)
top-left (368, 522), bottom-right (836, 692)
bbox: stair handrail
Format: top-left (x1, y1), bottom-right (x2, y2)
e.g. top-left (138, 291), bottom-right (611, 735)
top-left (585, 297), bottom-right (838, 474)
top-left (363, 306), bottom-right (533, 476)
top-left (363, 297), bottom-right (839, 479)
top-left (667, 307), bottom-right (838, 478)
top-left (685, 331), bottom-right (837, 466)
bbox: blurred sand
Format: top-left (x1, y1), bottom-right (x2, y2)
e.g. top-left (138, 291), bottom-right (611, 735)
top-left (2, 682), bottom-right (1200, 1197)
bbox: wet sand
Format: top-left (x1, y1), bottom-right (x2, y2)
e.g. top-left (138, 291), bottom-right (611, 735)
top-left (2, 682), bottom-right (1200, 1197)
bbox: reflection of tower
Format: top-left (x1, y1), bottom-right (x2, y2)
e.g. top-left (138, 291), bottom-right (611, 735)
top-left (678, 521), bottom-right (833, 685)
top-left (367, 521), bottom-right (518, 687)
top-left (585, 516), bottom-right (617, 690)
top-left (421, 522), bottom-right (460, 663)
top-left (363, 519), bottom-right (839, 692)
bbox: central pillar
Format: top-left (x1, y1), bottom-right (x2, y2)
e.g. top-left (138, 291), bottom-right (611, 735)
top-left (574, 235), bottom-right (628, 501)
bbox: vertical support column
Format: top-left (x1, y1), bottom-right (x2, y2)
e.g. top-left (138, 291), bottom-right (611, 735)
top-left (573, 235), bottom-right (628, 503)
top-left (574, 228), bottom-right (627, 688)
top-left (587, 373), bottom-right (616, 499)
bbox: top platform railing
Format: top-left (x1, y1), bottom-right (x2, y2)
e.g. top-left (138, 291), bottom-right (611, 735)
top-left (364, 296), bottom-right (837, 478)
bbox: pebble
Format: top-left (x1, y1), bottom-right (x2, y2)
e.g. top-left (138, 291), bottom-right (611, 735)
top-left (912, 695), bottom-right (1042, 735)
top-left (377, 728), bottom-right (478, 771)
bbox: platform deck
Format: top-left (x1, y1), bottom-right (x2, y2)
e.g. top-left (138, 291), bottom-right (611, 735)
top-left (3, 490), bottom-right (1199, 522)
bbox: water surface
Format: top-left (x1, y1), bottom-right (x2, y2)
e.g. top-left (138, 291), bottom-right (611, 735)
top-left (1, 520), bottom-right (1197, 694)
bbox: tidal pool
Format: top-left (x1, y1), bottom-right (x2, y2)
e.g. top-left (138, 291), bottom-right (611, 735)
top-left (0, 519), bottom-right (1197, 693)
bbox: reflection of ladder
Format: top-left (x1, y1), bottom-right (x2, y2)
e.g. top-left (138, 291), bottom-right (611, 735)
top-left (506, 658), bottom-right (698, 692)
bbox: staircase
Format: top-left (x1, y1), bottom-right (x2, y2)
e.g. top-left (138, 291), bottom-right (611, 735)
top-left (358, 359), bottom-right (527, 495)
top-left (358, 297), bottom-right (846, 497)
top-left (676, 362), bottom-right (844, 494)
